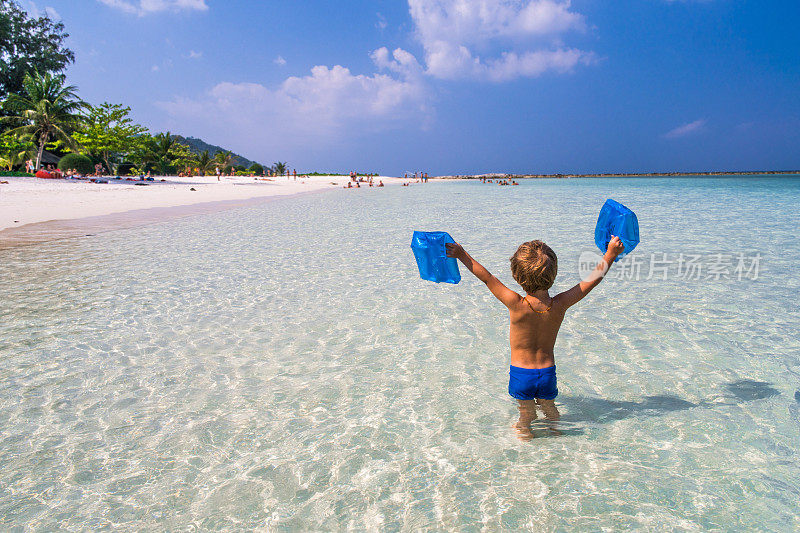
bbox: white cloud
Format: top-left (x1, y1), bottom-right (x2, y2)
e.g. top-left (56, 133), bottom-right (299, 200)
top-left (371, 47), bottom-right (424, 78)
top-left (157, 56), bottom-right (429, 152)
top-left (410, 0), bottom-right (585, 45)
top-left (274, 56), bottom-right (287, 66)
top-left (664, 119), bottom-right (706, 139)
top-left (97, 0), bottom-right (208, 15)
top-left (372, 41), bottom-right (585, 86)
top-left (424, 41), bottom-right (593, 82)
top-left (407, 0), bottom-right (593, 81)
top-left (23, 1), bottom-right (59, 19)
top-left (376, 12), bottom-right (388, 30)
top-left (280, 64), bottom-right (426, 121)
top-left (187, 50), bottom-right (202, 59)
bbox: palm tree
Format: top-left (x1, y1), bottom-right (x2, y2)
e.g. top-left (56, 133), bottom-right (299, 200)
top-left (2, 71), bottom-right (86, 170)
top-left (152, 132), bottom-right (177, 175)
top-left (196, 150), bottom-right (213, 175)
top-left (273, 161), bottom-right (288, 176)
top-left (0, 147), bottom-right (29, 171)
top-left (214, 150), bottom-right (233, 173)
top-left (0, 133), bottom-right (35, 171)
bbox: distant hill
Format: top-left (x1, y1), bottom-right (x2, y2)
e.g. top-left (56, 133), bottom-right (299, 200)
top-left (173, 135), bottom-right (262, 168)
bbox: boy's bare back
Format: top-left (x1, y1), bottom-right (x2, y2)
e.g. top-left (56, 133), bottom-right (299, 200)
top-left (445, 236), bottom-right (624, 436)
top-left (506, 295), bottom-right (563, 368)
top-left (446, 237), bottom-right (624, 368)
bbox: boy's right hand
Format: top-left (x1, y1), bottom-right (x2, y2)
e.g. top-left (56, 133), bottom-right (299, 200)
top-left (446, 242), bottom-right (465, 259)
top-left (607, 235), bottom-right (625, 257)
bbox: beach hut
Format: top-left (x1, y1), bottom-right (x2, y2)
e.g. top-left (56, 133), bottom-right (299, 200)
top-left (40, 151), bottom-right (61, 166)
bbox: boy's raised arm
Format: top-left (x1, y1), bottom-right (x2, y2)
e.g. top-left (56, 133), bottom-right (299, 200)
top-left (556, 236), bottom-right (625, 309)
top-left (446, 242), bottom-right (521, 308)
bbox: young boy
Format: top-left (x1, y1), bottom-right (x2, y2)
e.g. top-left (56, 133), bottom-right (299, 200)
top-left (446, 236), bottom-right (625, 434)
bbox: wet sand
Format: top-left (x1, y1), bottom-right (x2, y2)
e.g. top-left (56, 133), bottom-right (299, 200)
top-left (0, 174), bottom-right (406, 250)
top-left (0, 191), bottom-right (326, 250)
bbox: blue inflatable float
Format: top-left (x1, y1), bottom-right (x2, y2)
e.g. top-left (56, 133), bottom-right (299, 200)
top-left (595, 199), bottom-right (640, 261)
top-left (410, 231), bottom-right (461, 284)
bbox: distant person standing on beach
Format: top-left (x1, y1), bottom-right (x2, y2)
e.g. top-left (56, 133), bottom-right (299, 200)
top-left (216, 166), bottom-right (221, 181)
top-left (25, 159), bottom-right (33, 174)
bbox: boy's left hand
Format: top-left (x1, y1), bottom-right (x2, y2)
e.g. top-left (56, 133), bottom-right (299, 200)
top-left (607, 235), bottom-right (625, 257)
top-left (446, 242), bottom-right (465, 259)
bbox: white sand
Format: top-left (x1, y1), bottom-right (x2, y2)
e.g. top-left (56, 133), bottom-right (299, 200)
top-left (0, 174), bottom-right (406, 232)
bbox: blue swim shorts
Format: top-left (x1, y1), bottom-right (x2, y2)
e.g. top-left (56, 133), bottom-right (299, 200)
top-left (508, 365), bottom-right (558, 401)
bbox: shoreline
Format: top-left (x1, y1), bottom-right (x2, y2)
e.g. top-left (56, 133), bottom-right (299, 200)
top-left (5, 170), bottom-right (794, 250)
top-left (0, 174), bottom-right (405, 250)
top-left (0, 189), bottom-right (329, 251)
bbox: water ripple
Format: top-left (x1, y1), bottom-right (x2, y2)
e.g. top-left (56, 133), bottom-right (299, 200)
top-left (1, 178), bottom-right (799, 530)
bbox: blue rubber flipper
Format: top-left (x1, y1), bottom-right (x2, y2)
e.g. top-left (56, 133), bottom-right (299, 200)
top-left (595, 199), bottom-right (640, 261)
top-left (410, 231), bottom-right (461, 284)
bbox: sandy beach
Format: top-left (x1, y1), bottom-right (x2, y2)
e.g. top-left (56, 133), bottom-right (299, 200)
top-left (0, 174), bottom-right (405, 231)
top-left (0, 174), bottom-right (407, 248)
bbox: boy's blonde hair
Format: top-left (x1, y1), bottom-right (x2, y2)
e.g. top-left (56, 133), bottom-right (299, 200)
top-left (510, 240), bottom-right (558, 293)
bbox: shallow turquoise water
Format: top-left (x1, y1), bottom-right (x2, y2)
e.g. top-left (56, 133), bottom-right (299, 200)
top-left (1, 177), bottom-right (799, 531)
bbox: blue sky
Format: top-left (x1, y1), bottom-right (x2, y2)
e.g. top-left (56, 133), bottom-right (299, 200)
top-left (23, 0), bottom-right (800, 174)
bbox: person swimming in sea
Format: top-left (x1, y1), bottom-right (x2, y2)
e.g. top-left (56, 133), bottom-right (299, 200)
top-left (446, 236), bottom-right (625, 439)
